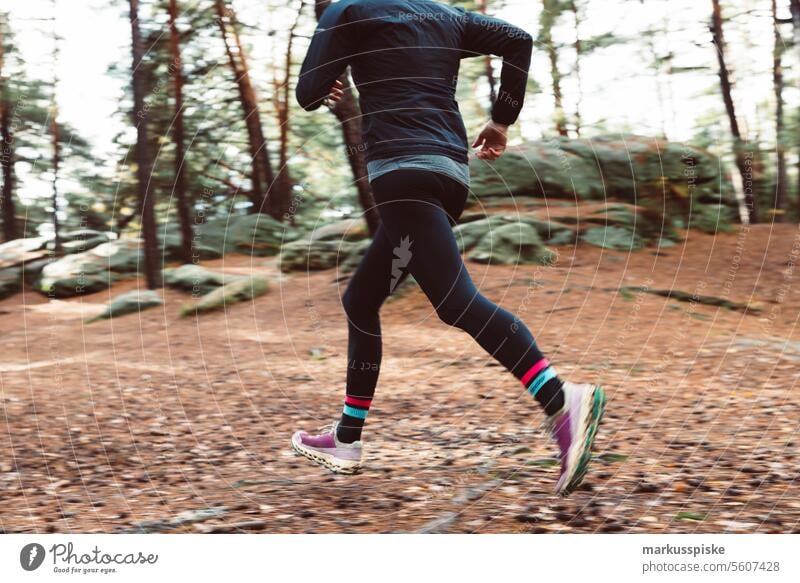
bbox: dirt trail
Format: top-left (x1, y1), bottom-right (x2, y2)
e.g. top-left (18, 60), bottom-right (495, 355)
top-left (1, 224), bottom-right (799, 533)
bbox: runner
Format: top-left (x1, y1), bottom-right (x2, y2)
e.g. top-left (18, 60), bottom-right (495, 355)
top-left (292, 0), bottom-right (604, 496)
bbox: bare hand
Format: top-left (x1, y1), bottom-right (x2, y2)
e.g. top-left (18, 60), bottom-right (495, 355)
top-left (472, 120), bottom-right (509, 161)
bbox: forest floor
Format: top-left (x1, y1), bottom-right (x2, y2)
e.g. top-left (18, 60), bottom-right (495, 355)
top-left (1, 223), bottom-right (799, 534)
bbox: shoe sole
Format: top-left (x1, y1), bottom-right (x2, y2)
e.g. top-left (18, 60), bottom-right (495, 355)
top-left (558, 385), bottom-right (606, 497)
top-left (291, 435), bottom-right (362, 475)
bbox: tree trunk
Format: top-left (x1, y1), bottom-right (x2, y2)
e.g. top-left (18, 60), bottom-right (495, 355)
top-left (790, 0), bottom-right (800, 214)
top-left (772, 0), bottom-right (787, 221)
top-left (273, 0), bottom-right (303, 222)
top-left (0, 18), bottom-right (16, 242)
top-left (0, 101), bottom-right (17, 242)
top-left (214, 0), bottom-right (285, 218)
top-left (51, 0), bottom-right (62, 253)
top-left (569, 0), bottom-right (583, 136)
top-left (710, 0), bottom-right (756, 223)
top-left (314, 0), bottom-right (379, 236)
top-left (168, 0), bottom-right (193, 263)
top-left (541, 0), bottom-right (568, 136)
top-left (129, 0), bottom-right (161, 288)
top-left (477, 0), bottom-right (497, 104)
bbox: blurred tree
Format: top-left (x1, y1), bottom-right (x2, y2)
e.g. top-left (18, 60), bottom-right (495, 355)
top-left (0, 12), bottom-right (17, 241)
top-left (271, 0), bottom-right (304, 223)
top-left (214, 0), bottom-right (286, 218)
top-left (710, 0), bottom-right (757, 223)
top-left (476, 0), bottom-right (497, 104)
top-left (129, 0), bottom-right (161, 288)
top-left (167, 0), bottom-right (192, 263)
top-left (539, 0), bottom-right (568, 136)
top-left (49, 0), bottom-right (62, 252)
top-left (790, 0), bottom-right (800, 210)
top-left (772, 0), bottom-right (788, 220)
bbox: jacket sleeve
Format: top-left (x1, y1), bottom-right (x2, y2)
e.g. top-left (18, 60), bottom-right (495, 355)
top-left (459, 10), bottom-right (533, 126)
top-left (295, 2), bottom-right (356, 111)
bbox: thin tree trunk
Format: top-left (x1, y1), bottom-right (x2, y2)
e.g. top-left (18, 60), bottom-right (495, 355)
top-left (129, 0), bottom-right (161, 288)
top-left (710, 0), bottom-right (756, 223)
top-left (790, 0), bottom-right (800, 214)
top-left (541, 0), bottom-right (568, 137)
top-left (168, 0), bottom-right (193, 263)
top-left (0, 18), bottom-right (16, 242)
top-left (0, 101), bottom-right (16, 242)
top-left (214, 0), bottom-right (282, 217)
top-left (772, 0), bottom-right (787, 220)
top-left (477, 0), bottom-right (496, 104)
top-left (272, 0), bottom-right (303, 221)
top-left (569, 0), bottom-right (583, 136)
top-left (51, 0), bottom-right (62, 253)
top-left (314, 0), bottom-right (379, 236)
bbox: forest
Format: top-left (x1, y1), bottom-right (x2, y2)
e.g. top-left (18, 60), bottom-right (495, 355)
top-left (1, 0), bottom-right (799, 535)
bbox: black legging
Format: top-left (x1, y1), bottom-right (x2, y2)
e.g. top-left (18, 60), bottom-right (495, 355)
top-left (339, 169), bottom-right (562, 439)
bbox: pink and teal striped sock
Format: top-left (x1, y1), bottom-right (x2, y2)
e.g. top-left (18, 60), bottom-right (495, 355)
top-left (336, 395), bottom-right (373, 443)
top-left (520, 358), bottom-right (564, 416)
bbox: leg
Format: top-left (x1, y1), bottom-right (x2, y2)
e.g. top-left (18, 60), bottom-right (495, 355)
top-left (370, 169), bottom-right (565, 414)
top-left (337, 224), bottom-right (409, 442)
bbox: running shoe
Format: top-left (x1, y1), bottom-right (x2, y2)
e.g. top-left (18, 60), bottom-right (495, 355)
top-left (549, 382), bottom-right (606, 496)
top-left (291, 422), bottom-right (363, 474)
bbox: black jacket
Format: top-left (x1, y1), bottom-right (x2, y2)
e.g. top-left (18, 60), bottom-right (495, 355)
top-left (296, 0), bottom-right (533, 164)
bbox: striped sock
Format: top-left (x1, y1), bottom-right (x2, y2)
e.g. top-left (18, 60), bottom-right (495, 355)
top-left (520, 358), bottom-right (565, 416)
top-left (336, 395), bottom-right (373, 443)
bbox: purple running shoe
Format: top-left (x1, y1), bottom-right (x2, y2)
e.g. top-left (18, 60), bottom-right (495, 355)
top-left (291, 423), bottom-right (363, 474)
top-left (549, 382), bottom-right (606, 496)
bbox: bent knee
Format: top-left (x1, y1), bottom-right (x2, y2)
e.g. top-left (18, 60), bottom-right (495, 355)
top-left (436, 304), bottom-right (470, 328)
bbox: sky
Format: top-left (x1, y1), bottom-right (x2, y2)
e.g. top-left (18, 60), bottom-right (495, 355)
top-left (3, 0), bottom-right (795, 201)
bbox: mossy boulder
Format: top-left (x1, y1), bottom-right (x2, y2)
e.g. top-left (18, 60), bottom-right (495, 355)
top-left (59, 230), bottom-right (111, 255)
top-left (309, 218), bottom-right (369, 242)
top-left (469, 135), bottom-right (737, 234)
top-left (279, 239), bottom-right (365, 273)
top-left (162, 264), bottom-right (232, 295)
top-left (194, 214), bottom-right (300, 257)
top-left (467, 222), bottom-right (556, 265)
top-left (0, 267), bottom-right (22, 300)
top-left (34, 239), bottom-right (142, 298)
top-left (87, 289), bottom-right (164, 323)
top-left (179, 275), bottom-right (270, 317)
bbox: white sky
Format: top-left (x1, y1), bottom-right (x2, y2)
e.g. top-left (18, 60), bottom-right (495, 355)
top-left (3, 0), bottom-right (795, 201)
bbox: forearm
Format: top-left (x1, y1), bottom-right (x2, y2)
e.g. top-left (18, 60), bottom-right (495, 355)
top-left (461, 11), bottom-right (533, 125)
top-left (491, 31), bottom-right (532, 125)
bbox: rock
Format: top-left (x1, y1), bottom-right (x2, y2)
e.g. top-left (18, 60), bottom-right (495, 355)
top-left (60, 232), bottom-right (111, 255)
top-left (279, 239), bottom-right (364, 273)
top-left (467, 222), bottom-right (556, 265)
top-left (159, 225), bottom-right (221, 261)
top-left (59, 229), bottom-right (108, 243)
top-left (0, 267), bottom-right (22, 300)
top-left (34, 239), bottom-right (143, 297)
top-left (309, 218), bottom-right (369, 242)
top-left (179, 275), bottom-right (270, 316)
top-left (581, 226), bottom-right (646, 250)
top-left (87, 289), bottom-right (163, 323)
top-left (162, 264), bottom-right (232, 295)
top-left (469, 136), bottom-right (737, 234)
top-left (0, 236), bottom-right (51, 266)
top-left (194, 214), bottom-right (300, 257)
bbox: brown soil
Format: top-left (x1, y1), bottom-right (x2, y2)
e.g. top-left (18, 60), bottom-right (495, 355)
top-left (1, 224), bottom-right (799, 533)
